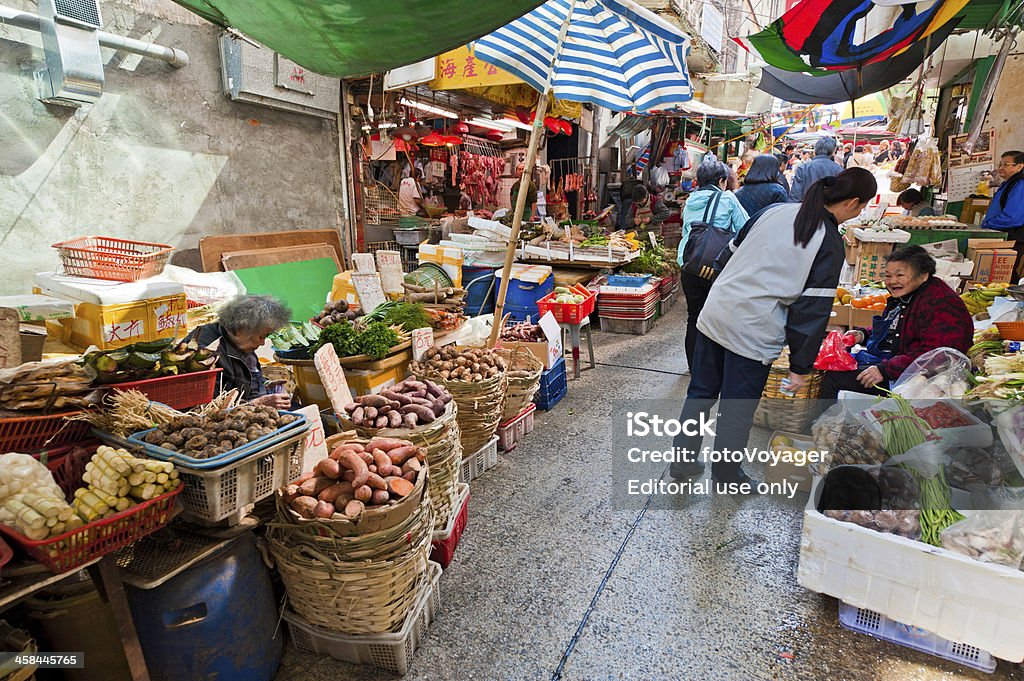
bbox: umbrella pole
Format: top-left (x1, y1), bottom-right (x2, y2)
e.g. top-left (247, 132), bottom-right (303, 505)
top-left (488, 0), bottom-right (578, 348)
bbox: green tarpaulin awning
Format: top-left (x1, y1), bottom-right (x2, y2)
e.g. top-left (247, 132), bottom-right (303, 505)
top-left (170, 0), bottom-right (546, 77)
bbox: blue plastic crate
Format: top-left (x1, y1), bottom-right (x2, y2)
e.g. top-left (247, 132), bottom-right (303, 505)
top-left (606, 274), bottom-right (652, 288)
top-left (534, 358), bottom-right (567, 411)
top-left (838, 603), bottom-right (997, 674)
top-left (496, 274), bottom-right (554, 319)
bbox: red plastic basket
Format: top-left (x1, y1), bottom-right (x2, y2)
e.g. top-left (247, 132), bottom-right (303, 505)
top-left (104, 368), bottom-right (222, 410)
top-left (430, 485), bottom-right (469, 569)
top-left (536, 291), bottom-right (597, 325)
top-left (52, 236), bottom-right (173, 282)
top-left (0, 443), bottom-right (180, 574)
top-left (0, 412), bottom-right (91, 453)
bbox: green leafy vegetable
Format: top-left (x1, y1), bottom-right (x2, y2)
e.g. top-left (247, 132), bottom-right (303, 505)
top-left (312, 322), bottom-right (360, 357)
top-left (355, 322), bottom-right (399, 360)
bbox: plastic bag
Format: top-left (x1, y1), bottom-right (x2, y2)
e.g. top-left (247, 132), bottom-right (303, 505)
top-left (813, 330), bottom-right (858, 371)
top-left (810, 402), bottom-right (888, 475)
top-left (650, 165), bottom-right (670, 189)
top-left (940, 511), bottom-right (1024, 569)
top-left (891, 347), bottom-right (972, 399)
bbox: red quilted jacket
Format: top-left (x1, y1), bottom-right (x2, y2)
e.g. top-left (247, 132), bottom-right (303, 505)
top-left (868, 276), bottom-right (973, 381)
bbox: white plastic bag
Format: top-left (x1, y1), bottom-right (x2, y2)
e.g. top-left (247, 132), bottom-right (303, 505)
top-left (940, 511), bottom-right (1024, 569)
top-left (891, 347), bottom-right (972, 399)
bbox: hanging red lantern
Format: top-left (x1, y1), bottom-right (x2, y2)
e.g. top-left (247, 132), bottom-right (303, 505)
top-left (485, 129), bottom-right (504, 142)
top-left (544, 117), bottom-right (561, 134)
top-left (421, 131), bottom-right (446, 147)
top-left (443, 135), bottom-right (463, 146)
top-left (558, 119), bottom-right (573, 135)
top-left (515, 106), bottom-right (532, 125)
top-left (391, 126), bottom-right (417, 142)
top-left (454, 121), bottom-right (470, 135)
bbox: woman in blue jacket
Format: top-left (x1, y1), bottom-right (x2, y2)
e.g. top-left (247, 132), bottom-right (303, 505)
top-left (735, 154), bottom-right (791, 216)
top-left (677, 160), bottom-right (748, 372)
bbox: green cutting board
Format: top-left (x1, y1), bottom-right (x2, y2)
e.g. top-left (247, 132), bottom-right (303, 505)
top-left (232, 258), bottom-right (335, 320)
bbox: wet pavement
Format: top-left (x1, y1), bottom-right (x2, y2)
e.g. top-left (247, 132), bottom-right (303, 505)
top-left (275, 301), bottom-right (1024, 681)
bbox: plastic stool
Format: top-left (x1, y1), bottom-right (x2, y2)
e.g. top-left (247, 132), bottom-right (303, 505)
top-left (560, 317), bottom-right (595, 379)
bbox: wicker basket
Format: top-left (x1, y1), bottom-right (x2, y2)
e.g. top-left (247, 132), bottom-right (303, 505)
top-left (497, 347), bottom-right (543, 422)
top-left (269, 523), bottom-right (432, 635)
top-left (995, 322), bottom-right (1024, 341)
top-left (752, 354), bottom-right (823, 432)
top-left (417, 371), bottom-right (507, 455)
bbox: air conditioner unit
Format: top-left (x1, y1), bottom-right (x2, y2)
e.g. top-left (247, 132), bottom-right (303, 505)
top-left (37, 0), bottom-right (104, 106)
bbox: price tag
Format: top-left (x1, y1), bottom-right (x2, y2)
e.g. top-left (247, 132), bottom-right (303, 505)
top-left (350, 272), bottom-right (388, 313)
top-left (313, 343), bottom-right (353, 415)
top-left (0, 309), bottom-right (20, 369)
top-left (649, 232), bottom-right (658, 249)
top-left (295, 404), bottom-right (328, 473)
top-left (352, 253), bottom-right (377, 273)
top-left (411, 327), bottom-right (435, 361)
top-left (537, 311), bottom-right (563, 368)
top-left (565, 226), bottom-right (574, 260)
top-left (376, 250), bottom-right (405, 293)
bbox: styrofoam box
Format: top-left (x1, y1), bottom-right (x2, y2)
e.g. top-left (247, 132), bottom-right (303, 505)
top-left (859, 398), bottom-right (993, 449)
top-left (798, 479), bottom-right (1024, 663)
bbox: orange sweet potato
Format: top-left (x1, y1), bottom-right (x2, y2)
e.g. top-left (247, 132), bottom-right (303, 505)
top-left (386, 476), bottom-right (415, 498)
top-left (290, 496), bottom-right (318, 519)
top-left (337, 451), bottom-right (370, 488)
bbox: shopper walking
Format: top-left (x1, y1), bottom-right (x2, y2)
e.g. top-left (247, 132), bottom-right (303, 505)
top-left (670, 168), bottom-right (878, 488)
top-left (735, 155), bottom-right (791, 216)
top-left (790, 137), bottom-right (843, 200)
top-left (677, 160), bottom-right (748, 372)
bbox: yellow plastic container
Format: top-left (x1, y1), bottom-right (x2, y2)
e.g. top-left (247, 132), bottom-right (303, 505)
top-left (330, 271), bottom-right (360, 307)
top-left (275, 352), bottom-right (411, 409)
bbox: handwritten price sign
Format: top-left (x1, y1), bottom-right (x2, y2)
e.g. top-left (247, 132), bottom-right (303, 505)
top-left (411, 327), bottom-right (434, 361)
top-left (296, 404), bottom-right (328, 473)
top-left (313, 344), bottom-right (353, 415)
top-left (0, 309), bottom-right (20, 369)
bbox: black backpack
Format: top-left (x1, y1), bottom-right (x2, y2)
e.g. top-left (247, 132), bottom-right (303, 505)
top-left (681, 191), bottom-right (734, 280)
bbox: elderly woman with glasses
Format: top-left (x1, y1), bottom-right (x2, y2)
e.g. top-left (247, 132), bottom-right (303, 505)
top-left (187, 295), bottom-right (293, 408)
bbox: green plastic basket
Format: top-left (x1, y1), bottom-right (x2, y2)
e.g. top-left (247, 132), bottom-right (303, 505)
top-left (404, 262), bottom-right (453, 289)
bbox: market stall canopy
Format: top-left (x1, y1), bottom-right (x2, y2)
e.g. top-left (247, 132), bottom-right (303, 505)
top-left (755, 18), bottom-right (958, 105)
top-left (473, 0), bottom-right (694, 111)
top-left (166, 0), bottom-right (545, 77)
top-left (735, 0), bottom-right (968, 73)
top-left (838, 93), bottom-right (887, 122)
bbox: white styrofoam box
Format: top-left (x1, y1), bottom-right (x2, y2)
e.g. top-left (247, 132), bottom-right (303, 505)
top-left (493, 263), bottom-right (552, 284)
top-left (859, 398), bottom-right (993, 449)
top-left (798, 484), bottom-right (1024, 662)
top-left (934, 259), bottom-right (976, 278)
top-left (852, 227), bottom-right (912, 243)
top-left (34, 272), bottom-right (184, 306)
top-left (468, 216), bottom-right (512, 238)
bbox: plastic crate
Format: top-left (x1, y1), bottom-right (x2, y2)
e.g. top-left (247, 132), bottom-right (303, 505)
top-left (51, 236), bottom-right (173, 282)
top-left (534, 358), bottom-right (567, 411)
top-left (606, 274), bottom-right (652, 288)
top-left (536, 291), bottom-right (597, 325)
top-left (0, 475), bottom-right (181, 574)
top-left (599, 314), bottom-right (657, 335)
top-left (838, 603), bottom-right (997, 674)
top-left (0, 412), bottom-right (91, 453)
top-left (174, 432), bottom-right (304, 525)
top-left (459, 436), bottom-right (498, 484)
top-left (430, 483), bottom-right (469, 569)
top-left (127, 411), bottom-right (308, 469)
top-left (497, 404), bottom-right (536, 452)
top-left (104, 368), bottom-right (222, 411)
top-left (285, 562), bottom-right (442, 674)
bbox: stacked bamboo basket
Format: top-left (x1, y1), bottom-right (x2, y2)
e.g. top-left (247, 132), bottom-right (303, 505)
top-left (497, 347), bottom-right (543, 422)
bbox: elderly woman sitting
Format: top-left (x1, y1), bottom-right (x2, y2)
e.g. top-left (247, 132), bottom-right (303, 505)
top-left (820, 246), bottom-right (973, 399)
top-left (188, 295), bottom-right (293, 408)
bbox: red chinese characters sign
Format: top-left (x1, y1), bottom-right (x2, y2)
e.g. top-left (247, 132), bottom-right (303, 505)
top-left (430, 45), bottom-right (520, 90)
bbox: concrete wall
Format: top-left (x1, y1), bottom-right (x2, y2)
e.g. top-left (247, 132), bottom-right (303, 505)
top-left (984, 52), bottom-right (1024, 156)
top-left (0, 0), bottom-right (344, 294)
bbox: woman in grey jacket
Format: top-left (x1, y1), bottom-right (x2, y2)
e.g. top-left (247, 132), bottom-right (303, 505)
top-left (670, 168), bottom-right (877, 489)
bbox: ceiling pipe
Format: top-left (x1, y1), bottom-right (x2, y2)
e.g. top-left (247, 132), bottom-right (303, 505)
top-left (0, 3), bottom-right (189, 68)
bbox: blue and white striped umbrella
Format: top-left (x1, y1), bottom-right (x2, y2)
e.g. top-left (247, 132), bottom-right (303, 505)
top-left (473, 0), bottom-right (693, 112)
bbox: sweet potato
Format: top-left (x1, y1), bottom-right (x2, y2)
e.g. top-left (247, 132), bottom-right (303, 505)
top-left (351, 406), bottom-right (364, 423)
top-left (296, 472), bottom-right (315, 484)
top-left (343, 499), bottom-right (365, 517)
top-left (359, 451), bottom-right (374, 465)
top-left (316, 458), bottom-right (342, 480)
top-left (368, 464), bottom-right (377, 474)
top-left (386, 476), bottom-right (415, 498)
top-left (363, 406), bottom-right (378, 421)
top-left (388, 445), bottom-right (420, 466)
top-left (387, 411), bottom-right (402, 428)
top-left (372, 450), bottom-right (391, 470)
top-left (405, 380), bottom-right (427, 392)
top-left (359, 394), bottom-right (391, 408)
top-left (319, 481), bottom-right (353, 504)
top-left (402, 458), bottom-right (422, 474)
top-left (402, 470), bottom-right (417, 482)
top-left (329, 444), bottom-right (364, 461)
top-left (343, 402), bottom-right (358, 414)
top-left (283, 484), bottom-right (301, 501)
top-left (375, 416), bottom-right (389, 429)
top-left (342, 470), bottom-right (356, 482)
top-left (365, 473), bottom-right (387, 491)
top-left (299, 476), bottom-right (333, 498)
top-left (371, 489), bottom-right (390, 505)
top-left (354, 485), bottom-right (372, 502)
top-left (424, 380), bottom-right (444, 399)
top-left (337, 451), bottom-right (370, 488)
top-left (366, 437), bottom-right (412, 452)
top-left (401, 413), bottom-right (418, 428)
top-left (407, 395), bottom-right (434, 407)
top-left (380, 389), bottom-right (413, 406)
top-left (290, 496), bottom-right (318, 519)
top-left (378, 405), bottom-right (393, 415)
top-left (430, 398), bottom-right (446, 416)
top-left (314, 501), bottom-right (336, 518)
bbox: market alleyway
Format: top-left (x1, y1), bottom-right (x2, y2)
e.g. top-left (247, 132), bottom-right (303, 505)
top-left (274, 302), bottom-right (1024, 681)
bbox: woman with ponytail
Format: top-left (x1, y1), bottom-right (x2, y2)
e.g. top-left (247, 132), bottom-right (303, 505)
top-left (670, 168), bottom-right (877, 490)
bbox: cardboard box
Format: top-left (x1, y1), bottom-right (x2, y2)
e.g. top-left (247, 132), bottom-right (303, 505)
top-left (966, 238), bottom-right (1011, 262)
top-left (972, 248), bottom-right (1017, 283)
top-left (766, 431), bottom-right (814, 494)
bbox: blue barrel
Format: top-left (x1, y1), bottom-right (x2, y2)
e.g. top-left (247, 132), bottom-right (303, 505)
top-left (495, 271), bottom-right (554, 322)
top-left (126, 532), bottom-right (282, 681)
top-left (463, 266), bottom-right (496, 316)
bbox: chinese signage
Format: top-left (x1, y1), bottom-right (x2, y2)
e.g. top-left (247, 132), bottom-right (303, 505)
top-left (430, 45), bottom-right (520, 90)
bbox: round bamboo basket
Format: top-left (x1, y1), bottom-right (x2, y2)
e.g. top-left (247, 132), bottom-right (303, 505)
top-left (496, 347), bottom-right (543, 422)
top-left (752, 352), bottom-right (823, 432)
top-left (269, 521), bottom-right (432, 635)
top-left (416, 371), bottom-right (507, 455)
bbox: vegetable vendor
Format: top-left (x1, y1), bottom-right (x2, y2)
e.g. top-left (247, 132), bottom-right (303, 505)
top-left (187, 295), bottom-right (293, 408)
top-left (981, 150), bottom-right (1024, 278)
top-left (819, 247), bottom-right (972, 400)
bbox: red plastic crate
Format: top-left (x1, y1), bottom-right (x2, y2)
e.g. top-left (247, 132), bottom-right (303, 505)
top-left (497, 404), bottom-right (536, 452)
top-left (104, 368), bottom-right (222, 410)
top-left (0, 444), bottom-right (180, 574)
top-left (0, 412), bottom-right (91, 453)
top-left (536, 291), bottom-right (597, 325)
top-left (430, 484), bottom-right (469, 569)
top-left (52, 236), bottom-right (173, 282)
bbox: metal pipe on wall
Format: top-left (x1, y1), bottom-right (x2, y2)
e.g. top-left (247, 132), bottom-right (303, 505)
top-left (0, 4), bottom-right (189, 67)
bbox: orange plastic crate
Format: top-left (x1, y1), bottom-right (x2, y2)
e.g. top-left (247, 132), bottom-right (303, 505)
top-left (52, 236), bottom-right (173, 282)
top-left (536, 291), bottom-right (597, 325)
